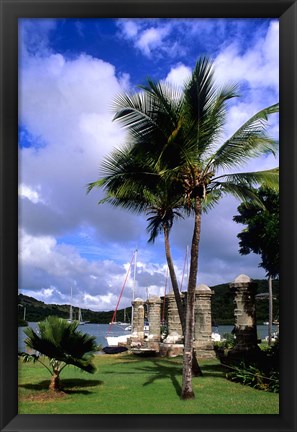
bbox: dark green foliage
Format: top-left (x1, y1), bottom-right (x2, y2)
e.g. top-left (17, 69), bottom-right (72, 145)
top-left (233, 186), bottom-right (279, 278)
top-left (226, 360), bottom-right (279, 393)
top-left (19, 279), bottom-right (278, 326)
top-left (18, 318), bottom-right (28, 327)
top-left (21, 316), bottom-right (98, 372)
top-left (224, 338), bottom-right (279, 393)
top-left (211, 279), bottom-right (279, 325)
top-left (18, 293), bottom-right (132, 324)
top-left (19, 315), bottom-right (99, 388)
top-left (215, 333), bottom-right (236, 350)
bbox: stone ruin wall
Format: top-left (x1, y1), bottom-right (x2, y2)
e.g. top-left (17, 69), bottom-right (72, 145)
top-left (128, 274), bottom-right (259, 359)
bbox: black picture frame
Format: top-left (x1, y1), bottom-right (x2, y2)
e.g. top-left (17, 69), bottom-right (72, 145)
top-left (0, 1), bottom-right (296, 431)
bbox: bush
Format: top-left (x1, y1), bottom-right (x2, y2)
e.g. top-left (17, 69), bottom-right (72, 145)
top-left (225, 338), bottom-right (279, 393)
top-left (214, 333), bottom-right (236, 350)
top-left (226, 362), bottom-right (279, 392)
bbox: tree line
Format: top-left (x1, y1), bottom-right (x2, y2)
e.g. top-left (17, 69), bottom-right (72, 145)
top-left (18, 278), bottom-right (279, 326)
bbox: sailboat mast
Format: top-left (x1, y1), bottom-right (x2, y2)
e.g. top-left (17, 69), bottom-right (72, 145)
top-left (69, 286), bottom-right (73, 321)
top-left (131, 249), bottom-right (137, 332)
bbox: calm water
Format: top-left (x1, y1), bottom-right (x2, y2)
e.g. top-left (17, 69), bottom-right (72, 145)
top-left (18, 322), bottom-right (279, 352)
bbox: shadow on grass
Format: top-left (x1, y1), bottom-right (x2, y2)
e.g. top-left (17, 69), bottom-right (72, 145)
top-left (104, 356), bottom-right (228, 397)
top-left (19, 379), bottom-right (103, 394)
top-left (141, 361), bottom-right (182, 397)
top-left (198, 363), bottom-right (228, 377)
top-left (104, 358), bottom-right (183, 396)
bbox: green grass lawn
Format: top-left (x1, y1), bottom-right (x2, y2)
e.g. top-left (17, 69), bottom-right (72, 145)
top-left (18, 352), bottom-right (279, 414)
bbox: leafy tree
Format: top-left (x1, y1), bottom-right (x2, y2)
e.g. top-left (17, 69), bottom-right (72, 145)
top-left (19, 316), bottom-right (98, 391)
top-left (233, 186), bottom-right (279, 277)
top-left (233, 186), bottom-right (279, 344)
top-left (88, 57), bottom-right (279, 399)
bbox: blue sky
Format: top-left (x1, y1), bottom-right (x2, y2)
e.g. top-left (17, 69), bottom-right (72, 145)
top-left (18, 18), bottom-right (279, 311)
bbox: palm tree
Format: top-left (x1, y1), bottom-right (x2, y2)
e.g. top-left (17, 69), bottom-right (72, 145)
top-left (19, 316), bottom-right (98, 391)
top-left (90, 167), bottom-right (202, 376)
top-left (89, 57), bottom-right (279, 399)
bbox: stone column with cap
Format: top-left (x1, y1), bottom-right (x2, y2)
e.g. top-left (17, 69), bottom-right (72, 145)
top-left (147, 295), bottom-right (162, 341)
top-left (194, 284), bottom-right (216, 358)
top-left (164, 291), bottom-right (184, 344)
top-left (229, 274), bottom-right (258, 351)
top-left (131, 297), bottom-right (145, 340)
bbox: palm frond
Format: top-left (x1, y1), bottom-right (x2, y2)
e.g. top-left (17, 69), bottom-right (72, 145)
top-left (201, 189), bottom-right (223, 213)
top-left (23, 317), bottom-right (97, 373)
top-left (207, 103), bottom-right (279, 171)
top-left (212, 168), bottom-right (279, 190)
top-left (213, 183), bottom-right (267, 208)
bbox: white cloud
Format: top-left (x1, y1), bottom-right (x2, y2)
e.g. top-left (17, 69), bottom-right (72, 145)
top-left (18, 19), bottom-right (279, 310)
top-left (165, 63), bottom-right (191, 87)
top-left (214, 21), bottom-right (279, 93)
top-left (120, 20), bottom-right (139, 39)
top-left (19, 184), bottom-right (45, 204)
top-left (135, 27), bottom-right (169, 57)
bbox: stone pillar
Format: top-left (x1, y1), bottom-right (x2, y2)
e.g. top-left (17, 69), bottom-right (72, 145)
top-left (147, 295), bottom-right (162, 341)
top-left (164, 291), bottom-right (183, 343)
top-left (131, 298), bottom-right (145, 340)
top-left (229, 274), bottom-right (258, 351)
top-left (194, 284), bottom-right (216, 358)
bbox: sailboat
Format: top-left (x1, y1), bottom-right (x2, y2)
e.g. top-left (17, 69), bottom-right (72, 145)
top-left (77, 307), bottom-right (89, 325)
top-left (106, 250), bottom-right (145, 347)
top-left (67, 286), bottom-right (89, 325)
top-left (67, 286), bottom-right (74, 323)
top-left (117, 308), bottom-right (130, 326)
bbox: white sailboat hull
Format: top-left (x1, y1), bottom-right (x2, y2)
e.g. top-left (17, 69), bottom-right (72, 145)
top-left (106, 334), bottom-right (131, 346)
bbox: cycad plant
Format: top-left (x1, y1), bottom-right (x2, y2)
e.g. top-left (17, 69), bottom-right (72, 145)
top-left (88, 57), bottom-right (279, 399)
top-left (19, 316), bottom-right (98, 391)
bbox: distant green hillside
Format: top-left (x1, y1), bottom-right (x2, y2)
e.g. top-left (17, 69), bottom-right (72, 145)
top-left (18, 293), bottom-right (132, 325)
top-left (18, 278), bottom-right (279, 326)
top-left (211, 279), bottom-right (279, 325)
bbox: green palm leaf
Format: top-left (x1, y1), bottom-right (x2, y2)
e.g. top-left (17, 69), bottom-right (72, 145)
top-left (207, 103), bottom-right (279, 171)
top-left (23, 316), bottom-right (97, 373)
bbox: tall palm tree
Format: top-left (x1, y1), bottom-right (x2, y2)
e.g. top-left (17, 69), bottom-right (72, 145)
top-left (90, 166), bottom-right (202, 376)
top-left (19, 316), bottom-right (98, 391)
top-left (89, 57), bottom-right (279, 399)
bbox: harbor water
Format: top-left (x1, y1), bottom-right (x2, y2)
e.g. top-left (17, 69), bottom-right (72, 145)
top-left (18, 322), bottom-right (279, 352)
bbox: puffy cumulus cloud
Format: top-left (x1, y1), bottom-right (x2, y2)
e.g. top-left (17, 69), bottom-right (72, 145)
top-left (135, 27), bottom-right (170, 57)
top-left (19, 230), bottom-right (139, 310)
top-left (165, 63), bottom-right (191, 87)
top-left (18, 46), bottom-right (143, 243)
top-left (118, 20), bottom-right (139, 39)
top-left (19, 53), bottom-right (126, 149)
top-left (169, 195), bottom-right (268, 287)
top-left (19, 183), bottom-right (45, 204)
top-left (18, 229), bottom-right (175, 310)
top-left (214, 21), bottom-right (279, 95)
top-left (117, 19), bottom-right (182, 58)
top-left (18, 19), bottom-right (279, 311)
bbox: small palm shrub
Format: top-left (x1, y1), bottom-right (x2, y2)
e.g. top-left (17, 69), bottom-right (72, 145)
top-left (18, 316), bottom-right (99, 391)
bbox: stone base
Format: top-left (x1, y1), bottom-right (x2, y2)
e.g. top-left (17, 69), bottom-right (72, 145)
top-left (195, 348), bottom-right (216, 359)
top-left (146, 341), bottom-right (160, 352)
top-left (163, 331), bottom-right (183, 344)
top-left (222, 345), bottom-right (263, 366)
top-left (159, 343), bottom-right (184, 357)
top-left (127, 337), bottom-right (144, 349)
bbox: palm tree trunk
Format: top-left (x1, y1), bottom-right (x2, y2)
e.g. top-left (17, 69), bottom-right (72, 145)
top-left (163, 225), bottom-right (186, 331)
top-left (268, 274), bottom-right (273, 346)
top-left (49, 370), bottom-right (61, 391)
top-left (163, 226), bottom-right (202, 377)
top-left (181, 197), bottom-right (202, 399)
